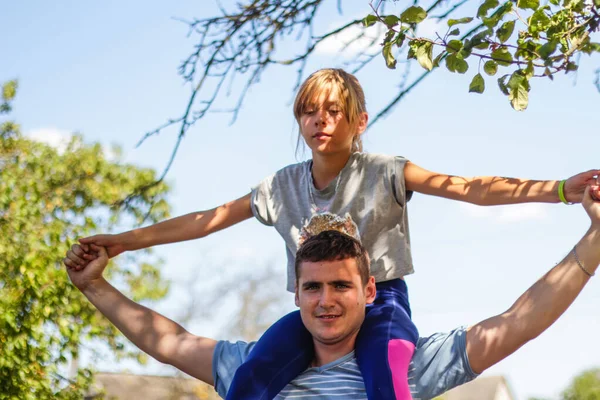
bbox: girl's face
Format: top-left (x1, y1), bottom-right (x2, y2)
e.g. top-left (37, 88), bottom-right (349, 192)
top-left (299, 91), bottom-right (364, 157)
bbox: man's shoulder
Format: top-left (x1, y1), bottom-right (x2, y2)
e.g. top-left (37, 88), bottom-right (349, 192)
top-left (212, 340), bottom-right (256, 398)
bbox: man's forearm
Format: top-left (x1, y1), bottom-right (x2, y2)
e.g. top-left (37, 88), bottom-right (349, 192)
top-left (507, 226), bottom-right (599, 337)
top-left (82, 279), bottom-right (189, 365)
top-left (467, 225), bottom-right (600, 373)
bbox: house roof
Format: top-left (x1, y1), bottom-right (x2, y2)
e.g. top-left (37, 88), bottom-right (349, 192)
top-left (86, 372), bottom-right (220, 400)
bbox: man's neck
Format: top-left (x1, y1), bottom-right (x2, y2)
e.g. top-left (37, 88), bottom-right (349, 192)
top-left (311, 336), bottom-right (356, 367)
top-left (311, 152), bottom-right (351, 190)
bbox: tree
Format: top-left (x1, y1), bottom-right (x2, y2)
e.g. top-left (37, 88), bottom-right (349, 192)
top-left (562, 368), bottom-right (600, 400)
top-left (370, 0), bottom-right (600, 111)
top-left (0, 80), bottom-right (172, 399)
top-left (140, 0), bottom-right (599, 179)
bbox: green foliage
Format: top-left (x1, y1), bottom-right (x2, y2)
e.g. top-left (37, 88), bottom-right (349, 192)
top-left (469, 73), bottom-right (486, 93)
top-left (367, 0), bottom-right (600, 111)
top-left (0, 81), bottom-right (171, 399)
top-left (1, 80), bottom-right (18, 117)
top-left (562, 368), bottom-right (600, 400)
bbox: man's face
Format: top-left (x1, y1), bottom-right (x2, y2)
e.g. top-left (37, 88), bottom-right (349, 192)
top-left (295, 258), bottom-right (376, 347)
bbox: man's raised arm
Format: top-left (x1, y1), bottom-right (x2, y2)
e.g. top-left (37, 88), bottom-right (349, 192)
top-left (64, 244), bottom-right (217, 384)
top-left (466, 185), bottom-right (600, 374)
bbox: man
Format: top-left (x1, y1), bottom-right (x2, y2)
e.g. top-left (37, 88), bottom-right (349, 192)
top-left (64, 186), bottom-right (600, 399)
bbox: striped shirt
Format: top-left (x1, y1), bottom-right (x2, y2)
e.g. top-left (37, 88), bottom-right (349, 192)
top-left (275, 351), bottom-right (367, 399)
top-left (213, 328), bottom-right (478, 399)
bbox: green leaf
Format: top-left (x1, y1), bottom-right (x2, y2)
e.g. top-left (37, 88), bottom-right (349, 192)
top-left (382, 42), bottom-right (397, 69)
top-left (383, 15), bottom-right (400, 28)
top-left (415, 42), bottom-right (434, 71)
top-left (2, 80), bottom-right (18, 102)
top-left (394, 32), bottom-right (406, 48)
top-left (509, 81), bottom-right (529, 110)
top-left (529, 7), bottom-right (551, 35)
top-left (507, 71), bottom-right (530, 111)
top-left (498, 74), bottom-right (510, 95)
top-left (448, 17), bottom-right (473, 27)
top-left (433, 52), bottom-right (445, 67)
top-left (446, 40), bottom-right (463, 53)
top-left (566, 62), bottom-right (578, 72)
top-left (524, 61), bottom-right (535, 79)
top-left (362, 14), bottom-right (378, 27)
top-left (469, 73), bottom-right (486, 93)
top-left (445, 53), bottom-right (469, 74)
top-left (491, 47), bottom-right (513, 66)
top-left (538, 40), bottom-right (558, 59)
top-left (470, 28), bottom-right (493, 49)
top-left (478, 0), bottom-right (499, 18)
top-left (484, 60), bottom-right (498, 76)
top-left (400, 6), bottom-right (427, 24)
top-left (517, 0), bottom-right (540, 10)
top-left (448, 28), bottom-right (460, 37)
top-left (496, 20), bottom-right (515, 43)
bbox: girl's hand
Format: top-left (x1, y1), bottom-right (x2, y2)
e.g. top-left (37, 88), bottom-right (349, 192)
top-left (564, 170), bottom-right (600, 203)
top-left (79, 234), bottom-right (126, 259)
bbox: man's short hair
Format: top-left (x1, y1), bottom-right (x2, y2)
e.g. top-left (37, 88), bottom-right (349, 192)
top-left (295, 230), bottom-right (370, 286)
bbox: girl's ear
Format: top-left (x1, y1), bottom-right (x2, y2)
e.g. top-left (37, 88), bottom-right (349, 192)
top-left (357, 112), bottom-right (369, 135)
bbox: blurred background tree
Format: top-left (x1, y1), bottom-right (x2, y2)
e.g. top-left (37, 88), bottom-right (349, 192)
top-left (0, 80), bottom-right (172, 399)
top-left (562, 368), bottom-right (600, 400)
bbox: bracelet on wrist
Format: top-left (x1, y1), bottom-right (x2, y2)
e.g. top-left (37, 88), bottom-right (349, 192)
top-left (558, 180), bottom-right (573, 205)
top-left (572, 245), bottom-right (595, 277)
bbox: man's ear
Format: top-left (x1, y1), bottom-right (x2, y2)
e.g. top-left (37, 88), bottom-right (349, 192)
top-left (365, 276), bottom-right (376, 304)
top-left (295, 284), bottom-right (300, 307)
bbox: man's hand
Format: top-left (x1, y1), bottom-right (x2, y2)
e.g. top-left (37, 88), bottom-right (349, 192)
top-left (62, 234), bottom-right (126, 271)
top-left (583, 185), bottom-right (600, 225)
top-left (64, 244), bottom-right (108, 292)
top-left (564, 170), bottom-right (600, 203)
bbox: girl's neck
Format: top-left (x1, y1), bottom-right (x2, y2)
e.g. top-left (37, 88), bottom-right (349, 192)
top-left (311, 151), bottom-right (352, 190)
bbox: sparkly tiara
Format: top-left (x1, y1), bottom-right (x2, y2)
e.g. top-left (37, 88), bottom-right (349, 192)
top-left (298, 212), bottom-right (361, 246)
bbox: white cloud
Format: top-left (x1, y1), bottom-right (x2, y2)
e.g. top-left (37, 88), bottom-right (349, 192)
top-left (26, 127), bottom-right (118, 160)
top-left (315, 24), bottom-right (385, 57)
top-left (459, 202), bottom-right (548, 223)
top-left (416, 18), bottom-right (446, 39)
top-left (26, 127), bottom-right (72, 154)
top-left (314, 16), bottom-right (447, 59)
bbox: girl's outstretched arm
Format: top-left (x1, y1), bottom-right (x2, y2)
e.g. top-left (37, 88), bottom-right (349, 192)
top-left (68, 193), bottom-right (254, 267)
top-left (404, 162), bottom-right (599, 206)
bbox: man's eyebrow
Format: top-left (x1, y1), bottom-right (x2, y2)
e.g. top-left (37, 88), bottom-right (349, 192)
top-left (301, 281), bottom-right (321, 289)
top-left (329, 280), bottom-right (353, 286)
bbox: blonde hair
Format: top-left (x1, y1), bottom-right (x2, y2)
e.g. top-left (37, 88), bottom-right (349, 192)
top-left (293, 68), bottom-right (367, 153)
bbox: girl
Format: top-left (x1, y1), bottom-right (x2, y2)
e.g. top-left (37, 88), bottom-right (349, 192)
top-left (66, 69), bottom-right (597, 399)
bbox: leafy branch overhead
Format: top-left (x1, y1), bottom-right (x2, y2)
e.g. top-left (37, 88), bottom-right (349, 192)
top-left (367, 0), bottom-right (600, 110)
top-left (142, 0), bottom-right (598, 180)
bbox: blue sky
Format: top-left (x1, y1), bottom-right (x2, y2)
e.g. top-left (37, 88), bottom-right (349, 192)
top-left (3, 1), bottom-right (600, 398)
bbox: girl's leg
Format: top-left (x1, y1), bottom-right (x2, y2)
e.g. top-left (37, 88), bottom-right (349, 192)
top-left (226, 310), bottom-right (313, 400)
top-left (356, 279), bottom-right (419, 400)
